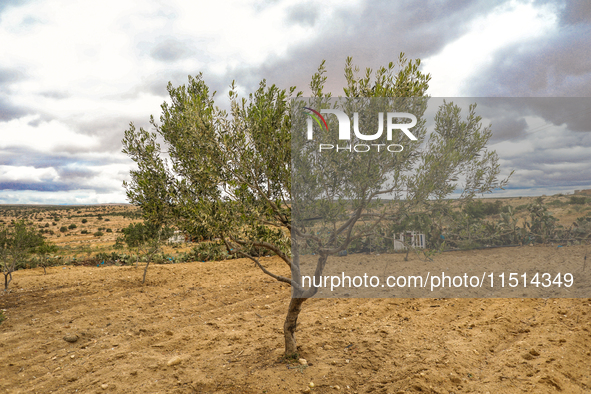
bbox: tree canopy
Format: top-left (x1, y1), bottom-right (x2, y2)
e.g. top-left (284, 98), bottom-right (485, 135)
top-left (1, 220), bottom-right (45, 290)
top-left (122, 53), bottom-right (509, 356)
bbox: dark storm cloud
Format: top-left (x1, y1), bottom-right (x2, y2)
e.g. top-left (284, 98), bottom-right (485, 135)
top-left (56, 114), bottom-right (155, 153)
top-left (0, 148), bottom-right (124, 194)
top-left (0, 180), bottom-right (116, 193)
top-left (246, 0), bottom-right (503, 95)
top-left (56, 166), bottom-right (98, 181)
top-left (422, 98), bottom-right (591, 193)
top-left (467, 0), bottom-right (591, 97)
top-left (481, 98), bottom-right (591, 134)
top-left (0, 146), bottom-right (129, 168)
top-left (422, 98), bottom-right (531, 141)
top-left (134, 0), bottom-right (507, 101)
top-left (0, 181), bottom-right (81, 192)
top-left (489, 116), bottom-right (529, 141)
top-left (522, 98), bottom-right (591, 132)
top-left (558, 0), bottom-right (591, 25)
top-left (461, 98), bottom-right (591, 148)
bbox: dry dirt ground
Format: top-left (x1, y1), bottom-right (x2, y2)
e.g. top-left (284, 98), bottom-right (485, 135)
top-left (1, 245), bottom-right (591, 394)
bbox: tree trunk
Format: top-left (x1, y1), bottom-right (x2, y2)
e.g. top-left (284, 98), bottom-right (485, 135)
top-left (142, 261), bottom-right (150, 284)
top-left (4, 271), bottom-right (11, 290)
top-left (284, 296), bottom-right (307, 357)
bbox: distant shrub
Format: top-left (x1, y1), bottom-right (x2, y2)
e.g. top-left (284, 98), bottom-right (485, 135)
top-left (68, 224), bottom-right (77, 230)
top-left (191, 241), bottom-right (233, 262)
top-left (570, 196), bottom-right (586, 205)
top-left (104, 218), bottom-right (110, 222)
top-left (81, 219), bottom-right (88, 224)
top-left (501, 205), bottom-right (513, 213)
top-left (81, 230), bottom-right (88, 234)
top-left (463, 200), bottom-right (503, 218)
top-left (59, 226), bottom-right (68, 233)
top-left (94, 231), bottom-right (104, 237)
top-left (106, 228), bottom-right (112, 233)
top-left (548, 199), bottom-right (566, 207)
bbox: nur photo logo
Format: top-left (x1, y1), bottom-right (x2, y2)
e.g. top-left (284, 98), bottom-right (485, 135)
top-left (303, 107), bottom-right (418, 153)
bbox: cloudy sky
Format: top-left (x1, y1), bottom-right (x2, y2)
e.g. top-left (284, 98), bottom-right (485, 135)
top-left (0, 0), bottom-right (590, 204)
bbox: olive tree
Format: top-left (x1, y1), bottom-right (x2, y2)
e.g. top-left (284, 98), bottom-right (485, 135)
top-left (119, 222), bottom-right (172, 283)
top-left (36, 242), bottom-right (59, 275)
top-left (1, 220), bottom-right (45, 290)
top-left (122, 54), bottom-right (509, 356)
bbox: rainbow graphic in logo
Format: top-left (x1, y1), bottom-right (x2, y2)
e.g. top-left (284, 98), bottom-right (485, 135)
top-left (304, 107), bottom-right (329, 132)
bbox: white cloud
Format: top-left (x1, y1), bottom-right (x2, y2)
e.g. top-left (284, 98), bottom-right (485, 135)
top-left (422, 1), bottom-right (558, 96)
top-left (0, 116), bottom-right (99, 152)
top-left (0, 190), bottom-right (128, 205)
top-left (0, 165), bottom-right (58, 182)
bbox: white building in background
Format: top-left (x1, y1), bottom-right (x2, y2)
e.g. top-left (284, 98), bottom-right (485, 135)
top-left (168, 230), bottom-right (185, 244)
top-left (393, 231), bottom-right (426, 250)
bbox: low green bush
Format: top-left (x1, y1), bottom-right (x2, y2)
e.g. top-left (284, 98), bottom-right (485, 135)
top-left (191, 241), bottom-right (233, 262)
top-left (570, 196), bottom-right (587, 205)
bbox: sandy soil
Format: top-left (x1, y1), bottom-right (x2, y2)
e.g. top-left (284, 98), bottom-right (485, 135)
top-left (1, 245), bottom-right (591, 394)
